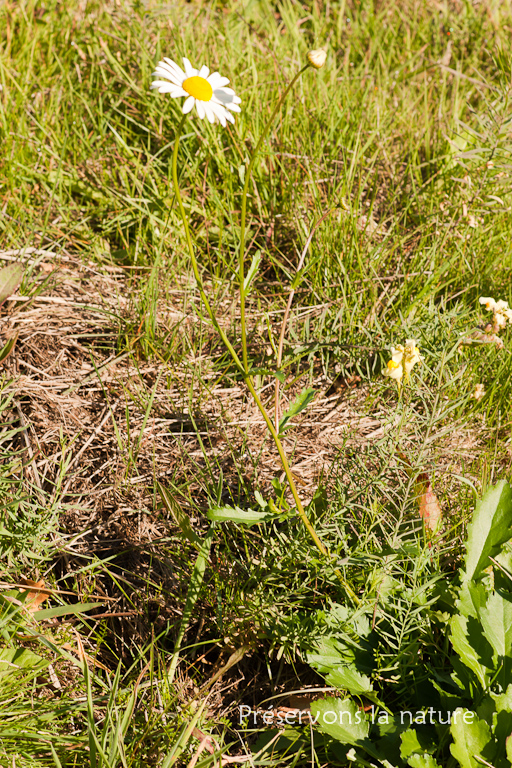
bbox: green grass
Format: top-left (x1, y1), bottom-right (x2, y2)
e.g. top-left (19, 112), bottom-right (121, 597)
top-left (1, 0), bottom-right (512, 765)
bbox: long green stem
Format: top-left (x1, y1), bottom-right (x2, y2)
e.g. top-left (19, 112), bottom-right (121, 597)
top-left (171, 116), bottom-right (244, 373)
top-left (171, 94), bottom-right (359, 604)
top-left (238, 64), bottom-right (309, 374)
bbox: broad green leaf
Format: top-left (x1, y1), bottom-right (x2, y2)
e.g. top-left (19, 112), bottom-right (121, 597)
top-left (400, 730), bottom-right (425, 759)
top-left (449, 614), bottom-right (492, 689)
top-left (464, 481), bottom-right (512, 583)
top-left (0, 263), bottom-right (24, 306)
top-left (450, 710), bottom-right (494, 768)
top-left (493, 685), bottom-right (512, 714)
top-left (0, 647), bottom-right (48, 679)
top-left (408, 755), bottom-right (442, 768)
top-left (278, 388), bottom-right (316, 434)
top-left (326, 665), bottom-right (373, 696)
top-left (206, 505), bottom-right (276, 525)
top-left (490, 686), bottom-right (512, 754)
top-left (478, 590), bottom-right (512, 657)
top-left (33, 602), bottom-right (104, 620)
top-left (311, 697), bottom-right (369, 745)
top-left (243, 249), bottom-right (261, 295)
top-left (307, 636), bottom-right (345, 672)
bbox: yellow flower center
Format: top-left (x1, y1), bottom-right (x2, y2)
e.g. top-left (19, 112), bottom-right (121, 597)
top-left (182, 76), bottom-right (213, 102)
top-left (387, 360), bottom-right (400, 370)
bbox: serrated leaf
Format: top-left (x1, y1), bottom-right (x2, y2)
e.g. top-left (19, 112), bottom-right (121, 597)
top-left (248, 366), bottom-right (285, 383)
top-left (478, 590), bottom-right (512, 657)
top-left (311, 697), bottom-right (369, 744)
top-left (464, 481), bottom-right (512, 583)
top-left (450, 710), bottom-right (494, 768)
top-left (408, 755), bottom-right (442, 768)
top-left (325, 666), bottom-right (373, 696)
top-left (206, 505), bottom-right (275, 526)
top-left (400, 729), bottom-right (424, 759)
top-left (0, 263), bottom-right (24, 307)
top-left (279, 388), bottom-right (316, 434)
top-left (449, 613), bottom-right (492, 689)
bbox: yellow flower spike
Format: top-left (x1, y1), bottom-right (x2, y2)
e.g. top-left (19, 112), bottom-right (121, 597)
top-left (479, 296), bottom-right (512, 332)
top-left (383, 358), bottom-right (404, 385)
top-left (403, 339), bottom-right (423, 378)
top-left (383, 339), bottom-right (422, 387)
top-left (479, 297), bottom-right (497, 312)
top-left (307, 49), bottom-right (327, 69)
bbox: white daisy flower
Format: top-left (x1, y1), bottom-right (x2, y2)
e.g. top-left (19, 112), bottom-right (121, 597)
top-left (150, 56), bottom-right (241, 127)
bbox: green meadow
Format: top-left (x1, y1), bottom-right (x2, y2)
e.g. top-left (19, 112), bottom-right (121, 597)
top-left (1, 0), bottom-right (512, 765)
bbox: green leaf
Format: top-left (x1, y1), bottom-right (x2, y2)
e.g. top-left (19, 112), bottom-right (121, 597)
top-left (311, 697), bottom-right (369, 745)
top-left (33, 602), bottom-right (104, 620)
top-left (0, 263), bottom-right (24, 306)
top-left (478, 589), bottom-right (512, 657)
top-left (449, 613), bottom-right (492, 689)
top-left (450, 709), bottom-right (495, 768)
top-left (464, 481), bottom-right (512, 583)
top-left (157, 482), bottom-right (202, 547)
top-left (400, 730), bottom-right (425, 759)
top-left (408, 755), bottom-right (442, 768)
top-left (278, 388), bottom-right (316, 434)
top-left (248, 366), bottom-right (285, 383)
top-left (243, 249), bottom-right (261, 295)
top-left (0, 647), bottom-right (48, 679)
top-left (325, 666), bottom-right (373, 696)
top-left (206, 504), bottom-right (276, 526)
top-left (0, 333), bottom-right (18, 364)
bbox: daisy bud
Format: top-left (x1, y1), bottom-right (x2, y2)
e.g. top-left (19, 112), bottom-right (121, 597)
top-left (307, 49), bottom-right (327, 69)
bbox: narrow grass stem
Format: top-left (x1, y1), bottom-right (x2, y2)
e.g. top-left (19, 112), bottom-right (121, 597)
top-left (238, 64), bottom-right (310, 374)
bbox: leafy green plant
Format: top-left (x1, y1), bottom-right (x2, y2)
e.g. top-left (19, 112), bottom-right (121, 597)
top-left (303, 480), bottom-right (512, 767)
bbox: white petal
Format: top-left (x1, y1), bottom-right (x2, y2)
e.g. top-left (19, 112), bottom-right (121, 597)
top-left (224, 110), bottom-right (235, 124)
top-left (163, 57), bottom-right (185, 78)
top-left (196, 100), bottom-right (206, 119)
top-left (208, 101), bottom-right (227, 126)
top-left (154, 63), bottom-right (183, 85)
top-left (170, 87), bottom-right (188, 98)
top-left (182, 95), bottom-right (195, 114)
top-left (226, 102), bottom-right (241, 113)
top-left (213, 88), bottom-right (239, 107)
top-left (203, 102), bottom-right (216, 123)
top-left (182, 57), bottom-right (197, 77)
top-left (198, 65), bottom-right (210, 79)
top-left (208, 73), bottom-right (229, 88)
top-left (150, 82), bottom-right (177, 93)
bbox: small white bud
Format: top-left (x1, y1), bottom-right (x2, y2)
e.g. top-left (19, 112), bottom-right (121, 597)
top-left (307, 49), bottom-right (327, 69)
